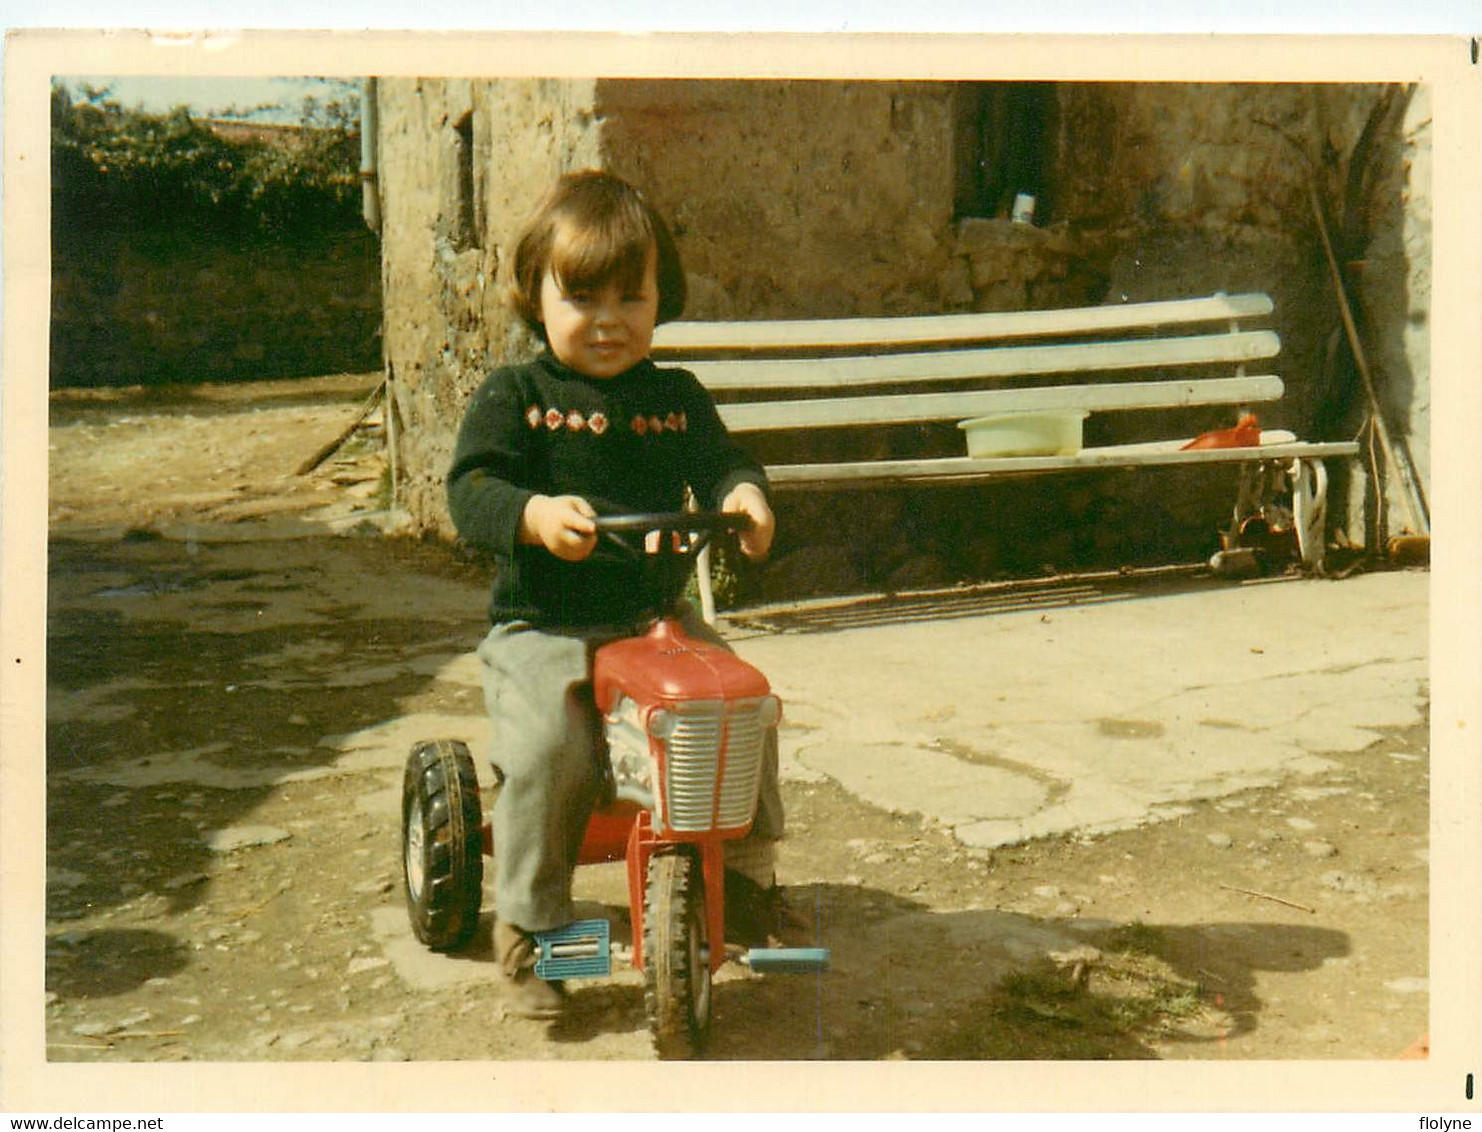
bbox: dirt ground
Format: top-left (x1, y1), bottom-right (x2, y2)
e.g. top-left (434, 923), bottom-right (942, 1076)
top-left (42, 377), bottom-right (1429, 1064)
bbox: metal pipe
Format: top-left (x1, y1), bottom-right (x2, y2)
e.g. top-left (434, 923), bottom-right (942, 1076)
top-left (359, 77), bottom-right (380, 234)
top-left (359, 77), bottom-right (392, 508)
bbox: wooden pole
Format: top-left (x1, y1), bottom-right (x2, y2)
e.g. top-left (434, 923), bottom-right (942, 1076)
top-left (385, 362), bottom-right (400, 505)
top-left (295, 378), bottom-right (387, 476)
top-left (1307, 178), bottom-right (1429, 537)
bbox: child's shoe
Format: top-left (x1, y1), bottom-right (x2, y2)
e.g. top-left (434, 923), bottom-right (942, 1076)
top-left (493, 920), bottom-right (567, 1019)
top-left (723, 870), bottom-right (807, 948)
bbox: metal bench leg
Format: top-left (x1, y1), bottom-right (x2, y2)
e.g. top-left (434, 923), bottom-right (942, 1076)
top-left (1215, 458), bottom-right (1319, 577)
top-left (1290, 457), bottom-right (1328, 568)
top-left (1210, 462), bottom-right (1265, 577)
top-left (1226, 461), bottom-right (1266, 548)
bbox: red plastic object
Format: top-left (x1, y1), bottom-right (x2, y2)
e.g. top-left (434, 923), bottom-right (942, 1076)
top-left (1181, 412), bottom-right (1261, 451)
top-left (579, 800), bottom-right (643, 866)
top-left (593, 618), bottom-right (771, 708)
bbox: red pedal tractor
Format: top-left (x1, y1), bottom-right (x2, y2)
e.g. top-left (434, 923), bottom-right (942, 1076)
top-left (400, 511), bottom-right (827, 1058)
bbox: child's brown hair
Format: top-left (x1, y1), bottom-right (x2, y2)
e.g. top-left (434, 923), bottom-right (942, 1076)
top-left (509, 169), bottom-right (686, 337)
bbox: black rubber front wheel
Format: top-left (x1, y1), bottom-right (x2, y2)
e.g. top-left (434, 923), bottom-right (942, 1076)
top-left (643, 848), bottom-right (712, 1059)
top-left (402, 739), bottom-right (483, 951)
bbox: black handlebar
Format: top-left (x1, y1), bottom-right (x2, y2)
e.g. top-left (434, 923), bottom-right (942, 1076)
top-left (589, 510), bottom-right (750, 574)
top-left (591, 511), bottom-right (752, 536)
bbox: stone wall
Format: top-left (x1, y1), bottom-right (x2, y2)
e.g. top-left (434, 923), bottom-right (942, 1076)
top-left (375, 77), bottom-right (1431, 586)
top-left (1352, 84), bottom-right (1431, 541)
top-left (376, 77), bottom-right (604, 528)
top-left (50, 227), bottom-right (380, 387)
top-left (594, 80), bottom-right (964, 319)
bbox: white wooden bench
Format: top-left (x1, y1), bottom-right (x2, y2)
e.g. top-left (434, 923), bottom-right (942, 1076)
top-left (651, 292), bottom-right (1360, 619)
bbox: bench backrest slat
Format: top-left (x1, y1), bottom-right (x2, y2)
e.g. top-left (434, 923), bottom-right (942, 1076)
top-left (652, 292), bottom-right (1273, 353)
top-left (679, 331), bottom-right (1279, 393)
top-left (718, 374), bottom-right (1284, 432)
top-left (765, 438), bottom-right (1361, 487)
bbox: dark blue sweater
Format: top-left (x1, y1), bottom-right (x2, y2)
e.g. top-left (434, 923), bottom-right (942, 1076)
top-left (447, 351), bottom-right (768, 628)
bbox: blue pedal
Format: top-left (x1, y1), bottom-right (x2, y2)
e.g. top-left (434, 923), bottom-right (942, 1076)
top-left (742, 947), bottom-right (831, 975)
top-left (533, 918), bottom-right (612, 980)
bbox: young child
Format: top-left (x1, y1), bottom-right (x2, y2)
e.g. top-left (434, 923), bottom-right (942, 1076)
top-left (447, 170), bottom-right (785, 1019)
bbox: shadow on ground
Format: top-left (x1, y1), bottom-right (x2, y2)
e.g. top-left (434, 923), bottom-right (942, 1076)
top-left (727, 566), bottom-right (1293, 635)
top-left (45, 534), bottom-right (490, 946)
top-left (531, 881), bottom-right (1350, 1060)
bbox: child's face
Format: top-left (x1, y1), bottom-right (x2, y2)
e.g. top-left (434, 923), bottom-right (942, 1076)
top-left (539, 247), bottom-right (660, 379)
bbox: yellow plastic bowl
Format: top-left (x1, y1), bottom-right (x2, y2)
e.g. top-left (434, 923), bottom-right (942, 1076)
top-left (958, 411), bottom-right (1088, 458)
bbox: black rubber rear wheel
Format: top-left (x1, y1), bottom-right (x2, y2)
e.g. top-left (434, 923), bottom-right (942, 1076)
top-left (402, 739), bottom-right (483, 951)
top-left (643, 848), bottom-right (712, 1058)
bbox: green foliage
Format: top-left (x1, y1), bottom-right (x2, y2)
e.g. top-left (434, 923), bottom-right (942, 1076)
top-left (51, 81), bottom-right (363, 245)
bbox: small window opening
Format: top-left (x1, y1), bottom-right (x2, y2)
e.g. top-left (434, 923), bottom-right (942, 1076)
top-left (452, 111), bottom-right (480, 250)
top-left (954, 82), bottom-right (1055, 222)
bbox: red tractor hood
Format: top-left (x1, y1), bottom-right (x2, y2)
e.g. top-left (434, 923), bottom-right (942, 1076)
top-left (593, 619), bottom-right (771, 710)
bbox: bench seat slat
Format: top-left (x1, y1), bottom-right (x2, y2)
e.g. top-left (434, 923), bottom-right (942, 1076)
top-left (764, 439), bottom-right (1363, 489)
top-left (681, 330), bottom-right (1280, 392)
top-left (652, 292), bottom-right (1274, 353)
top-left (718, 375), bottom-right (1284, 432)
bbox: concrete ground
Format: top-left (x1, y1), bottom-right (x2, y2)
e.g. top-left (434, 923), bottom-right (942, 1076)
top-left (732, 567), bottom-right (1428, 849)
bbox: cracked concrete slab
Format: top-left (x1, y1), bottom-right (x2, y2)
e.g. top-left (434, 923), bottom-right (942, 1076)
top-left (742, 570), bottom-right (1427, 848)
top-left (797, 739), bottom-right (1053, 826)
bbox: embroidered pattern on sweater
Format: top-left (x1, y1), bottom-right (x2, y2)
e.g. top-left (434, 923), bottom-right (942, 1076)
top-left (632, 411), bottom-right (688, 435)
top-left (525, 404), bottom-right (683, 437)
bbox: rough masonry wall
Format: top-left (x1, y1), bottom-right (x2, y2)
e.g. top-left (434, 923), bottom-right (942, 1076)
top-left (1055, 84), bottom-right (1361, 436)
top-left (1355, 84), bottom-right (1431, 538)
top-left (376, 77), bottom-right (602, 533)
top-left (593, 80), bottom-right (964, 319)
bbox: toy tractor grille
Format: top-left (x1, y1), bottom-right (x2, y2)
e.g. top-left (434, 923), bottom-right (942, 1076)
top-left (719, 706), bottom-right (767, 818)
top-left (663, 698), bottom-right (768, 833)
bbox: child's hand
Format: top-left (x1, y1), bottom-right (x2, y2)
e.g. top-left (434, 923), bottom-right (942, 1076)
top-left (520, 494), bottom-right (598, 561)
top-left (721, 483), bottom-right (775, 561)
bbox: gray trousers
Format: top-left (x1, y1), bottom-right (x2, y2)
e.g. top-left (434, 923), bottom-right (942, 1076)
top-left (477, 604), bottom-right (784, 932)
